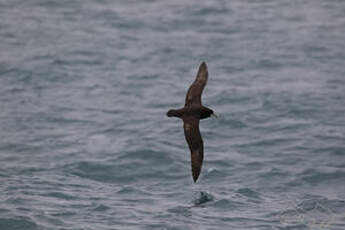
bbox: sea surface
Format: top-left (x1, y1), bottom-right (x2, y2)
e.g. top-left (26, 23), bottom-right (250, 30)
top-left (1, 0), bottom-right (345, 229)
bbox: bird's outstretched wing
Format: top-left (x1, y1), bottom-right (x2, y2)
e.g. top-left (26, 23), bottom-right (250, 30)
top-left (183, 117), bottom-right (204, 182)
top-left (185, 62), bottom-right (208, 106)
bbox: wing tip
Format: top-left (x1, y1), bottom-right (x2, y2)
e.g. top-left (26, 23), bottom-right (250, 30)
top-left (192, 166), bottom-right (201, 182)
top-left (200, 61), bottom-right (207, 70)
top-left (193, 174), bottom-right (199, 182)
top-left (196, 61), bottom-right (208, 81)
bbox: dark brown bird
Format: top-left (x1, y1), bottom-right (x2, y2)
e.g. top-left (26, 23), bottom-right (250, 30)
top-left (167, 62), bottom-right (216, 182)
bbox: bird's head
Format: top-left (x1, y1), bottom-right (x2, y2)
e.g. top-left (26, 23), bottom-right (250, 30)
top-left (201, 108), bottom-right (218, 119)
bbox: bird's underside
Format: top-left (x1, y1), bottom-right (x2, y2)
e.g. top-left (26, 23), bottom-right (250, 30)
top-left (183, 62), bottom-right (209, 182)
top-left (166, 62), bottom-right (210, 182)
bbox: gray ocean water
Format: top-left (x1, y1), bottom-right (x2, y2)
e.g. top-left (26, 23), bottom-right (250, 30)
top-left (1, 0), bottom-right (345, 229)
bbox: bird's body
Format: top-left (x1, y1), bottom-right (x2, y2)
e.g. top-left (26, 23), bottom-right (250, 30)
top-left (166, 62), bottom-right (215, 182)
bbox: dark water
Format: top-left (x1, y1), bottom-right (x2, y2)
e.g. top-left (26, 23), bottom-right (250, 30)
top-left (1, 0), bottom-right (345, 229)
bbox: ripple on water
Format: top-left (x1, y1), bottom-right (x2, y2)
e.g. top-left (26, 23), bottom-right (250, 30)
top-left (236, 187), bottom-right (262, 200)
top-left (0, 217), bottom-right (38, 230)
top-left (89, 204), bottom-right (111, 212)
top-left (202, 167), bottom-right (227, 182)
top-left (278, 196), bottom-right (341, 229)
top-left (167, 206), bottom-right (192, 218)
top-left (69, 162), bottom-right (132, 183)
top-left (192, 191), bottom-right (214, 206)
top-left (42, 191), bottom-right (77, 201)
top-left (287, 168), bottom-right (345, 188)
top-left (212, 198), bottom-right (246, 210)
top-left (116, 185), bottom-right (151, 196)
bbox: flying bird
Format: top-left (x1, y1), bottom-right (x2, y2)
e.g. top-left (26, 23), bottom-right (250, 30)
top-left (167, 62), bottom-right (216, 182)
